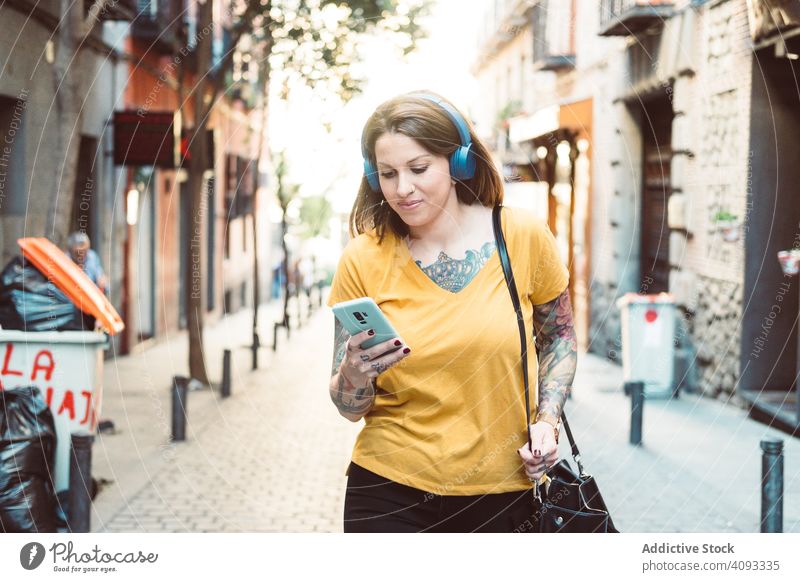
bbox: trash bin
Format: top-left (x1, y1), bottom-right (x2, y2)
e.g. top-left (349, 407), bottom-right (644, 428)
top-left (616, 292), bottom-right (676, 398)
top-left (0, 330), bottom-right (107, 492)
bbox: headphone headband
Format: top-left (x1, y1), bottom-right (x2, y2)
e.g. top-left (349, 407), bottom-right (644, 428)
top-left (407, 93), bottom-right (472, 149)
top-left (360, 92), bottom-right (476, 192)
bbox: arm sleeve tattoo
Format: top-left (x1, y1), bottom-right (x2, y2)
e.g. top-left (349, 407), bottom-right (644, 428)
top-left (532, 289), bottom-right (577, 426)
top-left (330, 319), bottom-right (376, 419)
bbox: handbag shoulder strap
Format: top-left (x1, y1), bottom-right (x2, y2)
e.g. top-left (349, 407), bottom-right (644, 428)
top-left (491, 206), bottom-right (584, 473)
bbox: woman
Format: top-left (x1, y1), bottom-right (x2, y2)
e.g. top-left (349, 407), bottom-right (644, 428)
top-left (327, 91), bottom-right (577, 532)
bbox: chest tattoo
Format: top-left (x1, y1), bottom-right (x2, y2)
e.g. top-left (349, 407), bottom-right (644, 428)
top-left (415, 241), bottom-right (496, 293)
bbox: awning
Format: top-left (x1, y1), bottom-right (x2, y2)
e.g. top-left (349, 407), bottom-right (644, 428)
top-left (113, 110), bottom-right (176, 168)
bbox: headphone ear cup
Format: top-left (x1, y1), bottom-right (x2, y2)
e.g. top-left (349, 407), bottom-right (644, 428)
top-left (363, 159), bottom-right (381, 192)
top-left (450, 144), bottom-right (476, 181)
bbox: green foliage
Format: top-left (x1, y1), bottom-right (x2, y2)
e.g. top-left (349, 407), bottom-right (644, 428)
top-left (713, 210), bottom-right (738, 223)
top-left (495, 99), bottom-right (523, 129)
top-left (236, 0), bottom-right (431, 103)
top-left (273, 150), bottom-right (299, 211)
top-left (297, 195), bottom-right (333, 238)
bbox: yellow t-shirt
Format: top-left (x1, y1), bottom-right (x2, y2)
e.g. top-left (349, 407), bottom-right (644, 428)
top-left (327, 206), bottom-right (569, 495)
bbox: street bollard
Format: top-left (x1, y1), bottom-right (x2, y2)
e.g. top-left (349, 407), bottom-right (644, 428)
top-left (251, 332), bottom-right (260, 370)
top-left (221, 349), bottom-right (232, 398)
top-left (171, 376), bottom-right (189, 442)
top-left (68, 431), bottom-right (94, 533)
top-left (628, 381), bottom-right (644, 446)
top-left (760, 439), bottom-right (784, 533)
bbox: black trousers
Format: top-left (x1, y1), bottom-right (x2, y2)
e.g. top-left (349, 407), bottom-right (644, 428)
top-left (343, 463), bottom-right (533, 533)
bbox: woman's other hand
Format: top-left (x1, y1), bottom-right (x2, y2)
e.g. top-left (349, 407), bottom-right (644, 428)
top-left (517, 422), bottom-right (559, 482)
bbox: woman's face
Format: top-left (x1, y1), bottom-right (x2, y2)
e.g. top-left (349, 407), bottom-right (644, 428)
top-left (374, 131), bottom-right (456, 231)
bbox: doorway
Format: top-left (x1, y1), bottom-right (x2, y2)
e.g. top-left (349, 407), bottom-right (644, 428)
top-left (638, 96), bottom-right (673, 294)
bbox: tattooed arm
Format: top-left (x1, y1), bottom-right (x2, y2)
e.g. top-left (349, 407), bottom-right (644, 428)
top-left (532, 289), bottom-right (578, 429)
top-left (329, 319), bottom-right (376, 422)
top-left (517, 289), bottom-right (577, 480)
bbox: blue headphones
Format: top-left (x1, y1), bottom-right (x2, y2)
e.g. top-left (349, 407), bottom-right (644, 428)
top-left (361, 93), bottom-right (477, 192)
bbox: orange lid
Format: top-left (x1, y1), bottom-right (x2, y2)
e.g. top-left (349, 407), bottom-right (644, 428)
top-left (17, 237), bottom-right (125, 335)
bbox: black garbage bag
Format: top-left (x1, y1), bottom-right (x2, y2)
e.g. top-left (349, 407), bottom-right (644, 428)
top-left (0, 256), bottom-right (94, 331)
top-left (0, 386), bottom-right (59, 533)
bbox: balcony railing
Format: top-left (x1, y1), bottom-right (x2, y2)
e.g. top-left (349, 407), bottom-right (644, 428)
top-left (599, 0), bottom-right (674, 37)
top-left (131, 0), bottom-right (181, 54)
top-left (747, 0), bottom-right (800, 43)
top-left (94, 0), bottom-right (138, 22)
top-left (532, 0), bottom-right (575, 72)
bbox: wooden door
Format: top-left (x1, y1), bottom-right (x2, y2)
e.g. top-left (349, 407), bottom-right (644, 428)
top-left (640, 98), bottom-right (673, 294)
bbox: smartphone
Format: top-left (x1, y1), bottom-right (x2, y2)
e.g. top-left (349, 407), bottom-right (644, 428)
top-left (332, 297), bottom-right (400, 350)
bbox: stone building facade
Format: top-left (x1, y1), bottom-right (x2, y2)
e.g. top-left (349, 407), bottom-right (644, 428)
top-left (0, 1), bottom-right (132, 323)
top-left (472, 0), bottom-right (798, 413)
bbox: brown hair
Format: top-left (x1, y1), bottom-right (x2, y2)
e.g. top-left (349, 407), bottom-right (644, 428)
top-left (350, 91), bottom-right (504, 242)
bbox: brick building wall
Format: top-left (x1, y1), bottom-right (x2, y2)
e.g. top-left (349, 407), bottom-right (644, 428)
top-left (677, 0), bottom-right (752, 396)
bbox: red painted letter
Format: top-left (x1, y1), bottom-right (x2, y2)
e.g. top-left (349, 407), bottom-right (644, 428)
top-left (79, 391), bottom-right (93, 424)
top-left (57, 390), bottom-right (76, 420)
top-left (1, 344), bottom-right (23, 377)
top-left (31, 350), bottom-right (55, 381)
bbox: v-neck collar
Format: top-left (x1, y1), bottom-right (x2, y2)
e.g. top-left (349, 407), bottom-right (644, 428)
top-left (395, 229), bottom-right (500, 296)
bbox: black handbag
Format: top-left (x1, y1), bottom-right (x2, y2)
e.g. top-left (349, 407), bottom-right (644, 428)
top-left (491, 205), bottom-right (619, 533)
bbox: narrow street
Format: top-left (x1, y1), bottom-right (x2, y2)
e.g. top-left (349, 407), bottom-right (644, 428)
top-left (90, 300), bottom-right (800, 533)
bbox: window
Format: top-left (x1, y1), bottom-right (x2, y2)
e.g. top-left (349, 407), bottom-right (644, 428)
top-left (0, 95), bottom-right (26, 217)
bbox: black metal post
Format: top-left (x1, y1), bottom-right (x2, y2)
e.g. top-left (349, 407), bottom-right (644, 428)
top-left (171, 376), bottom-right (188, 442)
top-left (760, 439), bottom-right (784, 533)
top-left (273, 321), bottom-right (279, 352)
top-left (221, 349), bottom-right (232, 398)
top-left (629, 381), bottom-right (644, 446)
top-left (68, 431), bottom-right (94, 533)
top-left (251, 332), bottom-right (260, 370)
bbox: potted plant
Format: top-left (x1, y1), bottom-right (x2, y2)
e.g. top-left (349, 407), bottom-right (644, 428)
top-left (713, 210), bottom-right (740, 242)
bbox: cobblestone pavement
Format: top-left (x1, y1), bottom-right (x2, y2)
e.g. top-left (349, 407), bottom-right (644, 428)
top-left (93, 299), bottom-right (358, 532)
top-left (91, 299), bottom-right (800, 533)
top-left (564, 357), bottom-right (800, 533)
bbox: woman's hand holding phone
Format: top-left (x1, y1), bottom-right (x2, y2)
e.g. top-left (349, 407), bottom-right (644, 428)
top-left (339, 328), bottom-right (412, 387)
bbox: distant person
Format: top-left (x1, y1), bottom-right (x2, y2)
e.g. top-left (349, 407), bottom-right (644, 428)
top-left (298, 256), bottom-right (314, 299)
top-left (67, 232), bottom-right (108, 294)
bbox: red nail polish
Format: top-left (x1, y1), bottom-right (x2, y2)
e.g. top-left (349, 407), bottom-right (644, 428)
top-left (394, 340), bottom-right (402, 346)
top-left (403, 347), bottom-right (411, 354)
top-left (367, 330), bottom-right (375, 336)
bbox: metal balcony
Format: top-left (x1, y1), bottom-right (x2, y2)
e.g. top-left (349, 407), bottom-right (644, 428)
top-left (599, 0), bottom-right (674, 37)
top-left (95, 0), bottom-right (138, 21)
top-left (131, 0), bottom-right (181, 54)
top-left (748, 0), bottom-right (800, 45)
top-left (531, 0), bottom-right (575, 72)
